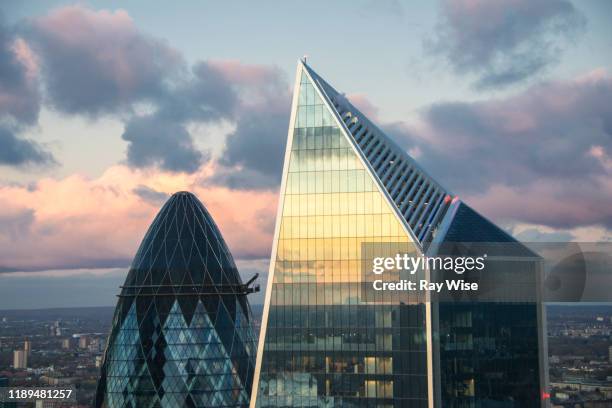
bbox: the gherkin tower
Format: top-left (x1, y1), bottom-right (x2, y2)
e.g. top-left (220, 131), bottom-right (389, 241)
top-left (95, 191), bottom-right (258, 408)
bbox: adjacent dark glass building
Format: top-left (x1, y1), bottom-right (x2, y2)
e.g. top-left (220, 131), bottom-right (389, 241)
top-left (433, 203), bottom-right (545, 407)
top-left (251, 60), bottom-right (547, 407)
top-left (95, 191), bottom-right (258, 408)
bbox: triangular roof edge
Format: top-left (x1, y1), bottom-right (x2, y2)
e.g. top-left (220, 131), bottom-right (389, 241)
top-left (299, 60), bottom-right (425, 250)
top-left (301, 60), bottom-right (461, 249)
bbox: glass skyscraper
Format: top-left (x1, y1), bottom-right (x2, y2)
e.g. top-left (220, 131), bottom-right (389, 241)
top-left (95, 191), bottom-right (258, 408)
top-left (252, 61), bottom-right (547, 407)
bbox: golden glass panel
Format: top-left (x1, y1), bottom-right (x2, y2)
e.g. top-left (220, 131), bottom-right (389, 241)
top-left (258, 69), bottom-right (427, 407)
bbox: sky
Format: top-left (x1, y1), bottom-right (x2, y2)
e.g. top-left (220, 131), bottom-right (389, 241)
top-left (0, 0), bottom-right (611, 309)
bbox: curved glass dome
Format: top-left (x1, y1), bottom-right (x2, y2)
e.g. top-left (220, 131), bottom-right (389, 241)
top-left (95, 191), bottom-right (257, 408)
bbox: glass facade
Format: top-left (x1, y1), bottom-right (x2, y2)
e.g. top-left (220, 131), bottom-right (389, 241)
top-left (254, 61), bottom-right (545, 408)
top-left (95, 192), bottom-right (257, 408)
top-left (254, 71), bottom-right (429, 407)
top-left (438, 303), bottom-right (541, 407)
top-left (437, 204), bottom-right (542, 407)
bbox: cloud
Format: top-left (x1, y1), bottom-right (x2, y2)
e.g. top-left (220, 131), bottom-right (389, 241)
top-left (117, 60), bottom-right (291, 178)
top-left (117, 61), bottom-right (240, 174)
top-left (25, 5), bottom-right (182, 116)
top-left (156, 61), bottom-right (238, 122)
top-left (347, 93), bottom-right (380, 122)
top-left (132, 185), bottom-right (169, 206)
top-left (216, 109), bottom-right (289, 189)
top-left (0, 165), bottom-right (277, 272)
top-left (0, 16), bottom-right (54, 168)
top-left (211, 164), bottom-right (282, 191)
top-left (512, 227), bottom-right (575, 243)
top-left (0, 125), bottom-right (55, 166)
top-left (466, 181), bottom-right (612, 230)
top-left (20, 7), bottom-right (289, 179)
top-left (0, 207), bottom-right (34, 241)
top-left (428, 0), bottom-right (586, 88)
top-left (413, 70), bottom-right (611, 189)
top-left (385, 69), bottom-right (612, 229)
top-left (122, 115), bottom-right (209, 173)
top-left (213, 61), bottom-right (291, 189)
top-left (0, 18), bottom-right (40, 125)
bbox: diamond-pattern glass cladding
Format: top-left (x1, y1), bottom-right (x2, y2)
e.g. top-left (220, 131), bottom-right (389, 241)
top-left (95, 192), bottom-right (257, 408)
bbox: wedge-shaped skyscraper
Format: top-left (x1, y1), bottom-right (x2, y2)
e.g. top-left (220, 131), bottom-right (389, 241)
top-left (95, 192), bottom-right (258, 408)
top-left (252, 61), bottom-right (547, 407)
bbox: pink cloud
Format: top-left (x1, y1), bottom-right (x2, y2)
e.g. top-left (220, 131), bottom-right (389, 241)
top-left (380, 69), bottom-right (612, 232)
top-left (32, 6), bottom-right (141, 92)
top-left (0, 165), bottom-right (277, 272)
top-left (11, 38), bottom-right (38, 80)
top-left (465, 176), bottom-right (612, 230)
top-left (208, 60), bottom-right (283, 85)
top-left (207, 59), bottom-right (290, 113)
top-left (347, 93), bottom-right (380, 121)
top-left (27, 5), bottom-right (182, 115)
top-left (0, 35), bottom-right (40, 124)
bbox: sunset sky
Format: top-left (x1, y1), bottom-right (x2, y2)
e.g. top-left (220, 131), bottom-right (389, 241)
top-left (1, 0), bottom-right (611, 309)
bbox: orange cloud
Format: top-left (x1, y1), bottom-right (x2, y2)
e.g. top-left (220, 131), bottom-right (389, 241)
top-left (0, 165), bottom-right (277, 272)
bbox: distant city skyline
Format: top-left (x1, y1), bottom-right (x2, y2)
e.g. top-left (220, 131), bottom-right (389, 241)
top-left (1, 0), bottom-right (611, 309)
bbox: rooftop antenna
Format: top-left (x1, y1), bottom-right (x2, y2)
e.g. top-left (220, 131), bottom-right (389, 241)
top-left (302, 54), bottom-right (309, 64)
